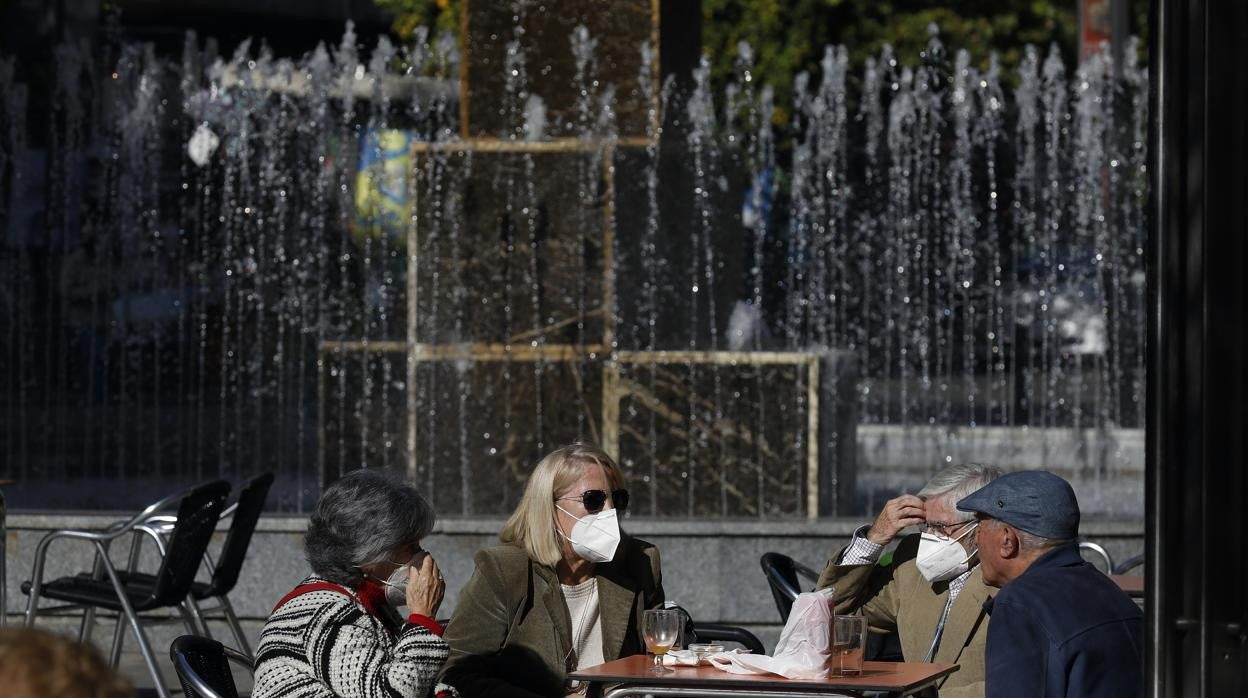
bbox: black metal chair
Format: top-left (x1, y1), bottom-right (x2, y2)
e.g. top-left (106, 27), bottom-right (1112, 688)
top-left (170, 634), bottom-right (254, 698)
top-left (21, 480), bottom-right (231, 698)
top-left (759, 552), bottom-right (820, 622)
top-left (114, 472), bottom-right (274, 657)
top-left (692, 622), bottom-right (766, 655)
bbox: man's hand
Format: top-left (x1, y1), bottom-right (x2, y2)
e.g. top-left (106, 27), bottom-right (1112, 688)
top-left (865, 494), bottom-right (926, 546)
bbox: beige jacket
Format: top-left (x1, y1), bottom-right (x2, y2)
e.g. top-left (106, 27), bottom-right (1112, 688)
top-left (440, 538), bottom-right (663, 697)
top-left (817, 533), bottom-right (992, 698)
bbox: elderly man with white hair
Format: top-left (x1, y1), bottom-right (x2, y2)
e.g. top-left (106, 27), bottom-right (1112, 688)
top-left (817, 463), bottom-right (1002, 698)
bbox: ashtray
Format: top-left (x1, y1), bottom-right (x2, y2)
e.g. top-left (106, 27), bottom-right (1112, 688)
top-left (687, 643), bottom-right (725, 659)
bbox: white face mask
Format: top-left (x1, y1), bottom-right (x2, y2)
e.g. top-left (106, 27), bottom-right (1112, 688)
top-left (556, 505), bottom-right (621, 563)
top-left (367, 553), bottom-right (419, 607)
top-left (378, 563), bottom-right (409, 607)
top-left (915, 522), bottom-right (978, 583)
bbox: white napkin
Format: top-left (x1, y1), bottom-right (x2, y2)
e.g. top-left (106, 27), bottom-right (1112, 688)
top-left (661, 648), bottom-right (753, 666)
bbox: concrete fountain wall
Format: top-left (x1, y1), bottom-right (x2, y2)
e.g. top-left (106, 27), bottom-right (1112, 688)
top-left (5, 512), bottom-right (1144, 652)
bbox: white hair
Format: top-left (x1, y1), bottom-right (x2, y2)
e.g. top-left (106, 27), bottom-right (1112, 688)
top-left (916, 463), bottom-right (1003, 520)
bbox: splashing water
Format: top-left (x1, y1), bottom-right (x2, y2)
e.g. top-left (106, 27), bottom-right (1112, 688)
top-left (0, 24), bottom-right (1147, 516)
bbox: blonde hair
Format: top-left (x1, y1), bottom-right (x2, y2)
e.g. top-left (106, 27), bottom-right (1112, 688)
top-left (500, 443), bottom-right (625, 567)
top-left (0, 628), bottom-right (133, 698)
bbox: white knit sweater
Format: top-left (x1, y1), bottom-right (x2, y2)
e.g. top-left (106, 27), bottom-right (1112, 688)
top-left (253, 576), bottom-right (456, 698)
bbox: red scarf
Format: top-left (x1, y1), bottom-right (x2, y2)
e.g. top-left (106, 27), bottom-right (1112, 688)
top-left (356, 578), bottom-right (389, 618)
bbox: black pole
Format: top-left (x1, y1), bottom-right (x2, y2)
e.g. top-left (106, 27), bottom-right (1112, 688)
top-left (1148, 0), bottom-right (1248, 695)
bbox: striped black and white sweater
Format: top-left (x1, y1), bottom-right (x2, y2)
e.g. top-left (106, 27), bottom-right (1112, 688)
top-left (253, 575), bottom-right (458, 698)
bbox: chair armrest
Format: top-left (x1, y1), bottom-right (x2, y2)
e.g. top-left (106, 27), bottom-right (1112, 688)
top-left (223, 645), bottom-right (255, 673)
top-left (25, 486), bottom-right (194, 591)
top-left (1077, 540), bottom-right (1115, 573)
top-left (793, 561), bottom-right (820, 586)
top-left (132, 523), bottom-right (172, 557)
top-left (691, 622), bottom-right (766, 655)
top-left (172, 653), bottom-right (230, 698)
top-left (1112, 553), bottom-right (1145, 575)
top-left (109, 486), bottom-right (196, 534)
top-left (142, 514), bottom-right (179, 532)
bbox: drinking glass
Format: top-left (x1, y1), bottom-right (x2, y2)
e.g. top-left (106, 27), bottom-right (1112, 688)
top-left (641, 608), bottom-right (682, 674)
top-left (829, 615), bottom-right (866, 677)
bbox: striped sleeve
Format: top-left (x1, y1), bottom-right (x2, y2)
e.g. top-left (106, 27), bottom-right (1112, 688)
top-left (254, 582), bottom-right (456, 698)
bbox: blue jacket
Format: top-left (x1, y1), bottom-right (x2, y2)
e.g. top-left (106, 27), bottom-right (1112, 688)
top-left (984, 543), bottom-right (1143, 697)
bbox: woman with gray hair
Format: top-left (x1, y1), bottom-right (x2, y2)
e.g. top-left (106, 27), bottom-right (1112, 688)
top-left (439, 443), bottom-right (663, 697)
top-left (253, 469), bottom-right (457, 698)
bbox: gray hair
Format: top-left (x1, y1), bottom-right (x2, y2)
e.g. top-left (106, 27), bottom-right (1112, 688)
top-left (916, 463), bottom-right (1003, 521)
top-left (1015, 527), bottom-right (1073, 552)
top-left (305, 469), bottom-right (436, 586)
top-left (978, 517), bottom-right (1072, 552)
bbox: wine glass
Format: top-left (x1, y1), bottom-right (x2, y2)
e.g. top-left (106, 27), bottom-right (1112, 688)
top-left (641, 608), bottom-right (682, 674)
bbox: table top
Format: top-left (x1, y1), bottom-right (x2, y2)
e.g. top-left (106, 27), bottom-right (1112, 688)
top-left (1112, 574), bottom-right (1144, 597)
top-left (569, 655), bottom-right (959, 694)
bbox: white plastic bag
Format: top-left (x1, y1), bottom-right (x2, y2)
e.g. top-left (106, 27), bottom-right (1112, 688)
top-left (707, 587), bottom-right (837, 679)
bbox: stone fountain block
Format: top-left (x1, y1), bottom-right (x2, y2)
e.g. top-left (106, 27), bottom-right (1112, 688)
top-left (319, 345), bottom-right (413, 485)
top-left (411, 146), bottom-right (609, 347)
top-left (611, 358), bottom-right (810, 518)
top-left (320, 345), bottom-right (607, 516)
top-left (317, 343), bottom-right (859, 519)
top-left (611, 140), bottom-right (752, 352)
top-left (611, 349), bottom-right (858, 519)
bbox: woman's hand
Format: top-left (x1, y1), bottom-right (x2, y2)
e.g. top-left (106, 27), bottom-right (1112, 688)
top-left (405, 551), bottom-right (445, 618)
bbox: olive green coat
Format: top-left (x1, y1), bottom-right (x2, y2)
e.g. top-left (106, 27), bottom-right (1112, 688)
top-left (817, 534), bottom-right (992, 698)
top-left (439, 538), bottom-right (663, 698)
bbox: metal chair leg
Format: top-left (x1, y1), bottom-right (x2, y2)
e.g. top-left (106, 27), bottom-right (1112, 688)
top-left (98, 551), bottom-right (171, 698)
top-left (179, 600), bottom-right (209, 638)
top-left (79, 544), bottom-right (111, 642)
top-left (109, 529), bottom-right (148, 665)
top-left (108, 610), bottom-right (127, 668)
top-left (219, 596), bottom-right (253, 658)
top-left (23, 536), bottom-right (48, 630)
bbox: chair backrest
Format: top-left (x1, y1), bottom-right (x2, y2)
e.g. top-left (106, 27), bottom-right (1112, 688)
top-left (170, 634), bottom-right (250, 698)
top-left (760, 552), bottom-right (816, 622)
top-left (692, 622), bottom-right (766, 655)
top-left (150, 480), bottom-right (232, 606)
top-left (203, 472), bottom-right (274, 597)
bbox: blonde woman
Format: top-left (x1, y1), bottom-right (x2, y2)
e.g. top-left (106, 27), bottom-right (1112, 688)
top-left (440, 443), bottom-right (663, 697)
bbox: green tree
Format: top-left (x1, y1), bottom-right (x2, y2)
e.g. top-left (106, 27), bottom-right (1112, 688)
top-left (373, 0), bottom-right (1147, 114)
top-left (373, 0), bottom-right (458, 41)
top-left (701, 0), bottom-right (1146, 122)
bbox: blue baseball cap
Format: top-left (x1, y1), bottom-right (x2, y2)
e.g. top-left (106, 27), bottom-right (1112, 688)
top-left (956, 470), bottom-right (1080, 540)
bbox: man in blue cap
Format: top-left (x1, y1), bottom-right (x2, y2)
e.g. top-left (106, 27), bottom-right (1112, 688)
top-left (956, 470), bottom-right (1143, 697)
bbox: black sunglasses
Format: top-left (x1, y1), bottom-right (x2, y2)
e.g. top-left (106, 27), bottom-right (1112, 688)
top-left (556, 488), bottom-right (629, 513)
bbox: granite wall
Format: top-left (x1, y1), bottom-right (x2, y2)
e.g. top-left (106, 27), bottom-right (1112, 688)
top-left (4, 513), bottom-right (1144, 653)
